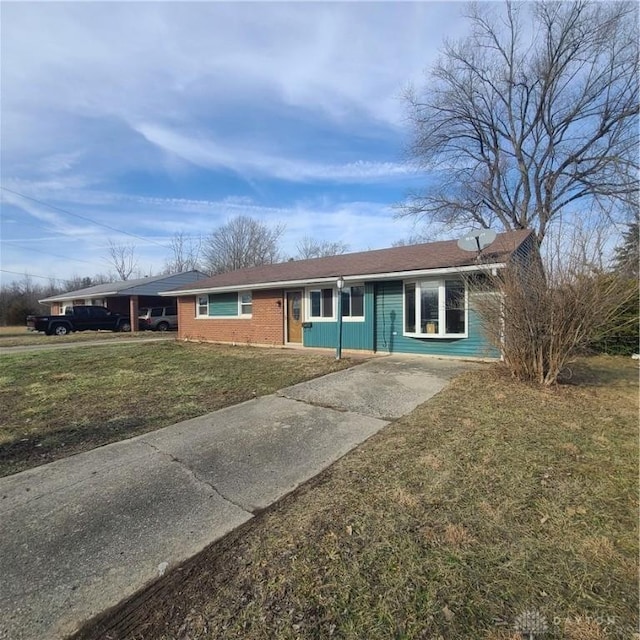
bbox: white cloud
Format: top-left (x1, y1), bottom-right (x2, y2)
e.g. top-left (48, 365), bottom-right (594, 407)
top-left (2, 2), bottom-right (466, 177)
top-left (0, 2), bottom-right (469, 285)
top-left (1, 187), bottom-right (417, 284)
top-left (135, 122), bottom-right (415, 182)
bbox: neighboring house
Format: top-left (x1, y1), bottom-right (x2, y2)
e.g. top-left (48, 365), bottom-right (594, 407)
top-left (165, 230), bottom-right (535, 359)
top-left (39, 270), bottom-right (209, 331)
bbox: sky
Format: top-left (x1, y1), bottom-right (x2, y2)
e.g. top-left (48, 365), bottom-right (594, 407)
top-left (0, 1), bottom-right (471, 287)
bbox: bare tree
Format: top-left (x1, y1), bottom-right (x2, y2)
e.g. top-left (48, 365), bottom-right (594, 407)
top-left (164, 231), bottom-right (202, 274)
top-left (0, 276), bottom-right (59, 325)
top-left (296, 237), bottom-right (349, 259)
top-left (613, 214), bottom-right (639, 279)
top-left (203, 216), bottom-right (285, 275)
top-left (391, 232), bottom-right (430, 247)
top-left (403, 1), bottom-right (639, 245)
top-left (63, 273), bottom-right (111, 291)
top-left (106, 240), bottom-right (138, 281)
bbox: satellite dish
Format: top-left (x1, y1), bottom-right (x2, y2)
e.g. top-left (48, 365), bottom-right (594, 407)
top-left (457, 229), bottom-right (497, 253)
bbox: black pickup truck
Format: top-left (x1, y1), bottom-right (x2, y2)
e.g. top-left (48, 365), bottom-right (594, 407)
top-left (26, 306), bottom-right (132, 336)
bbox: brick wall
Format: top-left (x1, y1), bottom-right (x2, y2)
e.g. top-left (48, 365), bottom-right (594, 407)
top-left (177, 289), bottom-right (285, 346)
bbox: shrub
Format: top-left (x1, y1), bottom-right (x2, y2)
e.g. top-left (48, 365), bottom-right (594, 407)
top-left (468, 262), bottom-right (637, 385)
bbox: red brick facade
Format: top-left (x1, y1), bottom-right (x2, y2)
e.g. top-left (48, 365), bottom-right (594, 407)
top-left (177, 289), bottom-right (285, 346)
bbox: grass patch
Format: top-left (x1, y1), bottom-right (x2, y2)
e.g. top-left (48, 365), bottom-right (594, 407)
top-left (0, 326), bottom-right (156, 347)
top-left (74, 355), bottom-right (638, 640)
top-left (0, 326), bottom-right (33, 337)
top-left (0, 342), bottom-right (353, 476)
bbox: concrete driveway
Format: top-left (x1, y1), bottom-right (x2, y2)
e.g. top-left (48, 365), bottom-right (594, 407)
top-left (0, 355), bottom-right (474, 640)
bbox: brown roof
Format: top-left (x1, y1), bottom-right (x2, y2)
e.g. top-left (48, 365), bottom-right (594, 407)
top-left (172, 228), bottom-right (534, 293)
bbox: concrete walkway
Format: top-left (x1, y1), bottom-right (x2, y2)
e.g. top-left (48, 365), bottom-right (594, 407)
top-left (0, 356), bottom-right (472, 640)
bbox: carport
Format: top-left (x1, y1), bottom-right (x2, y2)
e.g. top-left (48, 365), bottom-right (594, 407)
top-left (39, 270), bottom-right (208, 331)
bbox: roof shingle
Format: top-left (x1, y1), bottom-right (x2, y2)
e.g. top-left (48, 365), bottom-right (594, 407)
top-left (174, 229), bottom-right (533, 293)
top-left (40, 270), bottom-right (209, 303)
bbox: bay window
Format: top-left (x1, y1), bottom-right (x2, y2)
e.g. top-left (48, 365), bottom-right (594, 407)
top-left (404, 279), bottom-right (467, 337)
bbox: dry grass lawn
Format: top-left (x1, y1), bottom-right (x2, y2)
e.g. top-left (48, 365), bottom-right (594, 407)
top-left (0, 325), bottom-right (152, 347)
top-left (0, 341), bottom-right (353, 476)
top-left (74, 355), bottom-right (638, 640)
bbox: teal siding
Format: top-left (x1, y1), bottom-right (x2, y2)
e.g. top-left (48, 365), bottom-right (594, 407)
top-left (209, 292), bottom-right (238, 316)
top-left (303, 283), bottom-right (374, 350)
top-left (374, 281), bottom-right (499, 358)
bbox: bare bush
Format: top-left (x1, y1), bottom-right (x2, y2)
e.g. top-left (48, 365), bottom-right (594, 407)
top-left (469, 242), bottom-right (637, 385)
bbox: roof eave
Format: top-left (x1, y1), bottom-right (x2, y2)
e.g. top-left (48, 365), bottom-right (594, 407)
top-left (39, 292), bottom-right (119, 304)
top-left (166, 262), bottom-right (507, 296)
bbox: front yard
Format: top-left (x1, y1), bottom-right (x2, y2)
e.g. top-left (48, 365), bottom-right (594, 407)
top-left (74, 355), bottom-right (638, 640)
top-left (0, 342), bottom-right (353, 477)
top-left (0, 325), bottom-right (154, 348)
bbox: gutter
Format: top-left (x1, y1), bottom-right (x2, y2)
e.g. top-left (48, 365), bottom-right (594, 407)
top-left (38, 292), bottom-right (120, 304)
top-left (163, 262), bottom-right (507, 296)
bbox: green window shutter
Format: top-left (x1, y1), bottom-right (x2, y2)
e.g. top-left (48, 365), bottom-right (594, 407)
top-left (209, 292), bottom-right (239, 316)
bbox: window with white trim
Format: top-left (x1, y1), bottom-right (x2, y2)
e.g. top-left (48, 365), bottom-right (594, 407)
top-left (404, 279), bottom-right (467, 337)
top-left (239, 292), bottom-right (252, 316)
top-left (309, 288), bottom-right (334, 319)
top-left (196, 292), bottom-right (253, 318)
top-left (341, 285), bottom-right (365, 319)
top-left (197, 295), bottom-right (208, 317)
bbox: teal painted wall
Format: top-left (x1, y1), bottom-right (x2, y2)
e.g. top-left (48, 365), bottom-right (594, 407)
top-left (303, 283), bottom-right (375, 350)
top-left (374, 281), bottom-right (499, 358)
top-left (208, 292), bottom-right (238, 316)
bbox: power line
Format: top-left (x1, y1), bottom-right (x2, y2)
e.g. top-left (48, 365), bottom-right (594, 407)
top-left (3, 242), bottom-right (95, 265)
top-left (0, 187), bottom-right (168, 248)
top-left (0, 269), bottom-right (69, 283)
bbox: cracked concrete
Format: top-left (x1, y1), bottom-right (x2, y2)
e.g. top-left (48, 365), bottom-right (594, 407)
top-left (278, 356), bottom-right (461, 419)
top-left (0, 355), bottom-right (472, 640)
top-left (0, 439), bottom-right (251, 640)
top-left (140, 439), bottom-right (250, 514)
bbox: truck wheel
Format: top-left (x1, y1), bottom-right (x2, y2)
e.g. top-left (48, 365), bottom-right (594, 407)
top-left (52, 324), bottom-right (69, 336)
top-left (156, 322), bottom-right (169, 332)
top-left (119, 322), bottom-right (132, 332)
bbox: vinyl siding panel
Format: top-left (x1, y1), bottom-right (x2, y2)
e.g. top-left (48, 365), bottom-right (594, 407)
top-left (374, 281), bottom-right (499, 359)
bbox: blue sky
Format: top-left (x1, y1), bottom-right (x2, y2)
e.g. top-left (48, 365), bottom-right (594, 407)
top-left (1, 1), bottom-right (469, 286)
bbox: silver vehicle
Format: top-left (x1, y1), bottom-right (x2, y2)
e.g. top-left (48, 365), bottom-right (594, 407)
top-left (138, 306), bottom-right (178, 331)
